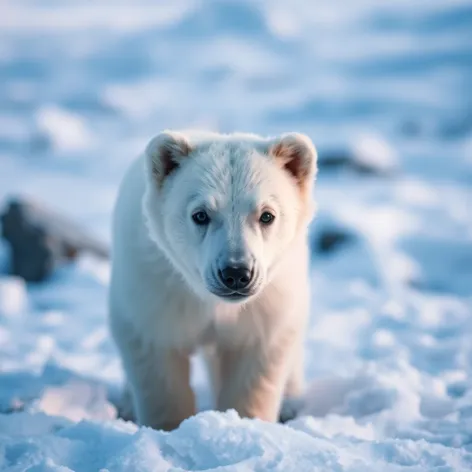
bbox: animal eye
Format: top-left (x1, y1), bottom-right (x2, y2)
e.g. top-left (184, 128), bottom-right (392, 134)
top-left (259, 211), bottom-right (275, 225)
top-left (192, 210), bottom-right (210, 226)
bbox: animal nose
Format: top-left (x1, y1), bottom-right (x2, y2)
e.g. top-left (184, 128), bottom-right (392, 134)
top-left (219, 266), bottom-right (253, 290)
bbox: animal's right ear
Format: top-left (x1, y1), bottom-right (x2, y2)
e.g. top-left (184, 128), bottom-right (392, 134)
top-left (145, 131), bottom-right (192, 186)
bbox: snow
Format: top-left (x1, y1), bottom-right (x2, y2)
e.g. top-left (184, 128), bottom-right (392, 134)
top-left (0, 0), bottom-right (471, 470)
top-left (0, 278), bottom-right (28, 318)
top-left (34, 106), bottom-right (94, 153)
top-left (1, 410), bottom-right (471, 472)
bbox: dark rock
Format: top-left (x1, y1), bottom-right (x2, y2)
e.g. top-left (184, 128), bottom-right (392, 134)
top-left (318, 149), bottom-right (396, 176)
top-left (318, 136), bottom-right (398, 177)
top-left (317, 150), bottom-right (352, 171)
top-left (1, 196), bottom-right (109, 282)
top-left (314, 228), bottom-right (355, 255)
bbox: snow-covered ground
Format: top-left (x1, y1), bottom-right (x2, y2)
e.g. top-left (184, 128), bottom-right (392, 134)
top-left (1, 0), bottom-right (472, 470)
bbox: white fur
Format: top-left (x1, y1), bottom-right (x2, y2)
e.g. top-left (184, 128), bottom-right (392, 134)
top-left (108, 130), bottom-right (317, 430)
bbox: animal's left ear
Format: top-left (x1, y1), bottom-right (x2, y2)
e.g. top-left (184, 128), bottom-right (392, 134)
top-left (145, 131), bottom-right (192, 186)
top-left (269, 133), bottom-right (317, 187)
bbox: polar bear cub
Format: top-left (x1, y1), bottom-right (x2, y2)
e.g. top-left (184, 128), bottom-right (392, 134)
top-left (108, 130), bottom-right (317, 431)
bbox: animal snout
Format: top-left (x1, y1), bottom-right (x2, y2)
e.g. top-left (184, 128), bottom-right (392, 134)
top-left (218, 265), bottom-right (253, 290)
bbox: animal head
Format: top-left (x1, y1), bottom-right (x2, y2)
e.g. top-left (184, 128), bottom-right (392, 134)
top-left (142, 130), bottom-right (317, 303)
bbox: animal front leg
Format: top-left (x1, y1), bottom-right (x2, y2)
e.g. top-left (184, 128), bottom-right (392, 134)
top-left (217, 337), bottom-right (295, 422)
top-left (125, 346), bottom-right (195, 431)
top-left (280, 339), bottom-right (306, 422)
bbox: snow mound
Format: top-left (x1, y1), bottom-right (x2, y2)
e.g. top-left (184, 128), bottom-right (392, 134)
top-left (1, 410), bottom-right (471, 472)
top-left (1, 0), bottom-right (472, 470)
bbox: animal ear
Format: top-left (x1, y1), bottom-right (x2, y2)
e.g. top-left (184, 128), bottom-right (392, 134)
top-left (269, 133), bottom-right (317, 187)
top-left (145, 131), bottom-right (192, 185)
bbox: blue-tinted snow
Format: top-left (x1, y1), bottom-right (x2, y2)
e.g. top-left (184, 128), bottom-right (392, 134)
top-left (0, 0), bottom-right (472, 470)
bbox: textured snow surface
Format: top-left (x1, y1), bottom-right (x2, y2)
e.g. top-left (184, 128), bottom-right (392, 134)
top-left (1, 0), bottom-right (472, 471)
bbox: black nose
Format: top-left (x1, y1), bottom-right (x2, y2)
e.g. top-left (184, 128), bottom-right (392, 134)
top-left (219, 266), bottom-right (253, 290)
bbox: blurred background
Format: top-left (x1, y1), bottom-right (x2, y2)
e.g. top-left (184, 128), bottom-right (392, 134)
top-left (0, 0), bottom-right (471, 447)
top-left (1, 0), bottom-right (471, 239)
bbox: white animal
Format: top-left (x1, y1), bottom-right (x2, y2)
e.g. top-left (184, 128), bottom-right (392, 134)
top-left (108, 130), bottom-right (317, 431)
